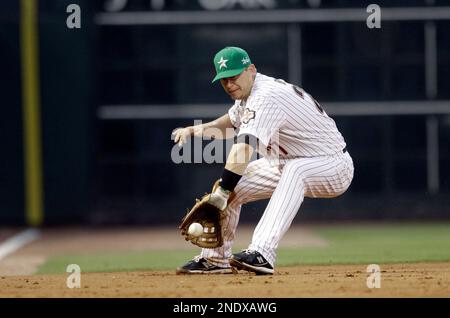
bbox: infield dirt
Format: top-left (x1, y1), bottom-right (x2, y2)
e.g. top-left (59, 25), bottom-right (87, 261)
top-left (0, 226), bottom-right (449, 297)
top-left (1, 262), bottom-right (449, 297)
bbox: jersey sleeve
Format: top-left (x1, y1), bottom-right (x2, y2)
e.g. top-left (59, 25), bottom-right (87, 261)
top-left (237, 95), bottom-right (285, 147)
top-left (227, 100), bottom-right (241, 128)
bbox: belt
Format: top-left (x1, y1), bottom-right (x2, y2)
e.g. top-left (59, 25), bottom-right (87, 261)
top-left (343, 147), bottom-right (347, 153)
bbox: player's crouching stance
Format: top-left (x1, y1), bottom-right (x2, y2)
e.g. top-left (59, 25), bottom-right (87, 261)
top-left (172, 47), bottom-right (354, 275)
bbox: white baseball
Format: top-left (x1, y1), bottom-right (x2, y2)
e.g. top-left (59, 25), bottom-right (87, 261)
top-left (188, 223), bottom-right (204, 237)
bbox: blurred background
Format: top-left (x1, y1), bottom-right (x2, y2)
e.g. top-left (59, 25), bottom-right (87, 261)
top-left (1, 0), bottom-right (450, 226)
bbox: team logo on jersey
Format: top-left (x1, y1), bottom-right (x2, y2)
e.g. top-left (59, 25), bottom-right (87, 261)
top-left (242, 108), bottom-right (255, 124)
top-left (217, 57), bottom-right (228, 69)
top-left (241, 57), bottom-right (250, 65)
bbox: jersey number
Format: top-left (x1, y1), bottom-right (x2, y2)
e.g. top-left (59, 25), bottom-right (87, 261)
top-left (275, 78), bottom-right (325, 115)
top-left (292, 85), bottom-right (325, 114)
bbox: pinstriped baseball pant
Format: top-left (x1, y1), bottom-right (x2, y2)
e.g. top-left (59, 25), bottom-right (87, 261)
top-left (201, 151), bottom-right (354, 268)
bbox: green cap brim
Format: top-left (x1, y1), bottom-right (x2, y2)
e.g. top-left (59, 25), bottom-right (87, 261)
top-left (212, 68), bottom-right (246, 83)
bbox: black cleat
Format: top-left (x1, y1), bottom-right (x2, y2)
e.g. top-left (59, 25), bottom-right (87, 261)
top-left (176, 256), bottom-right (233, 275)
top-left (230, 249), bottom-right (274, 275)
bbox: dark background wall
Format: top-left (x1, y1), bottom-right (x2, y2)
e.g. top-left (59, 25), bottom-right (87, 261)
top-left (1, 0), bottom-right (449, 225)
top-left (0, 1), bottom-right (23, 224)
top-left (1, 0), bottom-right (95, 225)
top-left (38, 0), bottom-right (95, 224)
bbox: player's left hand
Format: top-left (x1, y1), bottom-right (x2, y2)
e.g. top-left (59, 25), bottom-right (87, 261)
top-left (179, 180), bottom-right (228, 248)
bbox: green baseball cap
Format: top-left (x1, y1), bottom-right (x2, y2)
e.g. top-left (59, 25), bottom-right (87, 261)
top-left (212, 47), bottom-right (252, 83)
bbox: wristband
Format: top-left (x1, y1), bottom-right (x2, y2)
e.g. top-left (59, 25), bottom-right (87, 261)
top-left (219, 169), bottom-right (242, 192)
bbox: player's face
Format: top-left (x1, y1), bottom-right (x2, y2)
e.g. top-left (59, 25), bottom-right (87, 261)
top-left (220, 65), bottom-right (256, 100)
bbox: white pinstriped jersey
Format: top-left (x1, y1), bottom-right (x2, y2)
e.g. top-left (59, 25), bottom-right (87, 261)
top-left (228, 73), bottom-right (346, 158)
top-left (201, 74), bottom-right (354, 268)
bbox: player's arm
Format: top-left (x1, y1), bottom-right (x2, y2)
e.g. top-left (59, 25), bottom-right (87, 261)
top-left (199, 113), bottom-right (235, 139)
top-left (208, 135), bottom-right (256, 210)
top-left (224, 142), bottom-right (254, 175)
top-left (172, 113), bottom-right (234, 147)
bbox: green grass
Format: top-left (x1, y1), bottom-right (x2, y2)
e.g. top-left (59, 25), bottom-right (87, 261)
top-left (36, 223), bottom-right (450, 274)
top-left (36, 249), bottom-right (198, 274)
top-left (278, 223), bottom-right (450, 266)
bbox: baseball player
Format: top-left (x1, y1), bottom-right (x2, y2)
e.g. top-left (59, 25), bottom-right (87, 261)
top-left (173, 47), bottom-right (354, 275)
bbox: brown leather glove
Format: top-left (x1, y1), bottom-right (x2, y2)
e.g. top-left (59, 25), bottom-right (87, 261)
top-left (179, 180), bottom-right (232, 248)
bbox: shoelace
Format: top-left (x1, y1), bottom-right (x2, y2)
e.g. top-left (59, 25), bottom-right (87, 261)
top-left (242, 249), bottom-right (255, 254)
top-left (193, 255), bottom-right (203, 262)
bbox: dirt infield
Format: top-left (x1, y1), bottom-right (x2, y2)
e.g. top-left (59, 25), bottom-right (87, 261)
top-left (0, 226), bottom-right (449, 297)
top-left (0, 262), bottom-right (449, 297)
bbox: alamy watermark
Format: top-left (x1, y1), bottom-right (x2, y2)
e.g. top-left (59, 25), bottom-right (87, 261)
top-left (69, 3), bottom-right (380, 29)
top-left (66, 264), bottom-right (81, 288)
top-left (66, 4), bottom-right (81, 29)
top-left (171, 120), bottom-right (284, 164)
top-left (366, 264), bottom-right (381, 288)
top-left (367, 4), bottom-right (381, 29)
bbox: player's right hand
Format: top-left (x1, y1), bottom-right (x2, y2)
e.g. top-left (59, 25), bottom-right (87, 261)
top-left (172, 127), bottom-right (193, 147)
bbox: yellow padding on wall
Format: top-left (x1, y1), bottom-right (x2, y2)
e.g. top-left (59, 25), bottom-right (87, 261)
top-left (20, 0), bottom-right (43, 226)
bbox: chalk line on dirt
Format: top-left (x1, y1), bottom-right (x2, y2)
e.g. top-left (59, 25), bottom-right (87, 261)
top-left (0, 228), bottom-right (41, 261)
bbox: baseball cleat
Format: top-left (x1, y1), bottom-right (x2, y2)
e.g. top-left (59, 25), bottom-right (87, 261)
top-left (230, 249), bottom-right (274, 275)
top-left (176, 255), bottom-right (233, 275)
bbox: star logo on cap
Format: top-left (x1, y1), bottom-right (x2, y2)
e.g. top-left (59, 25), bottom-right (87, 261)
top-left (217, 57), bottom-right (228, 69)
top-left (242, 57), bottom-right (250, 65)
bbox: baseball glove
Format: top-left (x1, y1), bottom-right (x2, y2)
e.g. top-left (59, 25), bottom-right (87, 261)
top-left (179, 180), bottom-right (227, 248)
